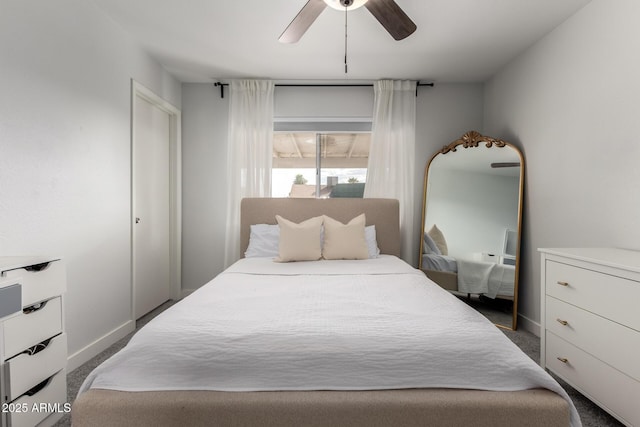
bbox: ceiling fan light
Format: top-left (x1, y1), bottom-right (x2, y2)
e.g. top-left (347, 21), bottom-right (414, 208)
top-left (323, 0), bottom-right (368, 11)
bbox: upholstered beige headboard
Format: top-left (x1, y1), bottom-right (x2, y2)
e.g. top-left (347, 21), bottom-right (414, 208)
top-left (240, 198), bottom-right (401, 258)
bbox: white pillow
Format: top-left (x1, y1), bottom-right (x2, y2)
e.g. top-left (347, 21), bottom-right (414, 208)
top-left (322, 214), bottom-right (369, 260)
top-left (423, 231), bottom-right (441, 255)
top-left (245, 224), bottom-right (279, 258)
top-left (321, 225), bottom-right (379, 258)
top-left (275, 215), bottom-right (323, 262)
top-left (365, 225), bottom-right (381, 258)
top-left (427, 224), bottom-right (448, 256)
top-left (245, 220), bottom-right (380, 259)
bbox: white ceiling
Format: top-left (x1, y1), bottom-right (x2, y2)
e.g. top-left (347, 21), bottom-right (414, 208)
top-left (91, 0), bottom-right (591, 83)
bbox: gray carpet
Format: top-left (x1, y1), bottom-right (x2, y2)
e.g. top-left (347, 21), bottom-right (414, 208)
top-left (55, 300), bottom-right (623, 427)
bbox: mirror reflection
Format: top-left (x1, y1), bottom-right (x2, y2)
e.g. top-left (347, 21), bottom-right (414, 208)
top-left (419, 131), bottom-right (524, 330)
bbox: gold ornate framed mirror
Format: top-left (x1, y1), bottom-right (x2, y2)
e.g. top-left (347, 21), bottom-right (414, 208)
top-left (418, 131), bottom-right (524, 330)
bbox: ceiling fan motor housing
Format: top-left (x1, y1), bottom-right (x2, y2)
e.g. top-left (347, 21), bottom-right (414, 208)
top-left (324, 0), bottom-right (367, 10)
top-left (280, 0), bottom-right (416, 43)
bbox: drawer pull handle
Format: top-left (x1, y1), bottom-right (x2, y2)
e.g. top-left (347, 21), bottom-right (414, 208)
top-left (24, 376), bottom-right (53, 397)
top-left (22, 337), bottom-right (53, 356)
top-left (24, 262), bottom-right (52, 272)
top-left (557, 281), bottom-right (569, 287)
top-left (556, 318), bottom-right (569, 326)
top-left (23, 300), bottom-right (48, 314)
top-left (557, 357), bottom-right (569, 364)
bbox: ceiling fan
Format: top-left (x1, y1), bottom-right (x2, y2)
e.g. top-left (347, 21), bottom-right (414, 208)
top-left (279, 0), bottom-right (417, 43)
top-left (491, 162), bottom-right (521, 168)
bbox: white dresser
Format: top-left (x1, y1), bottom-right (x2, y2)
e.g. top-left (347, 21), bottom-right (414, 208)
top-left (539, 248), bottom-right (640, 427)
top-left (0, 257), bottom-right (68, 427)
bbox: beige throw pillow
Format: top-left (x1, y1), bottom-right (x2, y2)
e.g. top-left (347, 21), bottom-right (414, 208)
top-left (427, 224), bottom-right (448, 256)
top-left (275, 215), bottom-right (323, 262)
top-left (322, 214), bottom-right (369, 260)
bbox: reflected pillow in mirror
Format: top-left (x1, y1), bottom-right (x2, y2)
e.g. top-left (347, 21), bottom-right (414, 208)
top-left (322, 214), bottom-right (369, 260)
top-left (423, 232), bottom-right (441, 255)
top-left (275, 215), bottom-right (323, 262)
top-left (245, 224), bottom-right (280, 258)
top-left (427, 224), bottom-right (448, 256)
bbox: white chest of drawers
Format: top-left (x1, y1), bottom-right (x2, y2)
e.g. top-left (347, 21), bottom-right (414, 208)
top-left (539, 248), bottom-right (640, 427)
top-left (0, 257), bottom-right (68, 427)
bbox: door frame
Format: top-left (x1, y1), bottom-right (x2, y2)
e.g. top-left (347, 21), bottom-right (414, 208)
top-left (131, 79), bottom-right (182, 319)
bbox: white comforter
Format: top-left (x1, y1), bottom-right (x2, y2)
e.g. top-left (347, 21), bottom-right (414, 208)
top-left (79, 256), bottom-right (579, 427)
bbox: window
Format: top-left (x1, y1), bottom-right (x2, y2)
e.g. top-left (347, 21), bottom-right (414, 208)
top-left (272, 132), bottom-right (370, 198)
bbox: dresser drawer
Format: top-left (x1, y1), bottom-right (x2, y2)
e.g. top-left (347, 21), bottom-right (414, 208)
top-left (546, 332), bottom-right (640, 426)
top-left (545, 260), bottom-right (640, 331)
top-left (0, 280), bottom-right (21, 320)
top-left (6, 369), bottom-right (67, 427)
top-left (2, 259), bottom-right (65, 307)
top-left (546, 296), bottom-right (640, 381)
top-left (5, 333), bottom-right (67, 401)
top-left (2, 297), bottom-right (63, 359)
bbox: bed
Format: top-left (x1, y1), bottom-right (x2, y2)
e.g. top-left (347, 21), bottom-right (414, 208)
top-left (421, 228), bottom-right (516, 300)
top-left (423, 254), bottom-right (516, 299)
top-left (73, 198), bottom-right (578, 427)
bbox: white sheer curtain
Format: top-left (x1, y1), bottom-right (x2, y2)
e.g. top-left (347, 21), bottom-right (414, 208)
top-left (364, 80), bottom-right (417, 263)
top-left (224, 80), bottom-right (275, 267)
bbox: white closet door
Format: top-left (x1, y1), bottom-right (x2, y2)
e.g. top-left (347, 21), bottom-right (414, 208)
top-left (133, 94), bottom-right (171, 319)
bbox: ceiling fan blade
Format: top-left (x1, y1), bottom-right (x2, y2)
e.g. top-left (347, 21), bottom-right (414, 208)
top-left (491, 162), bottom-right (521, 168)
top-left (279, 0), bottom-right (328, 43)
top-left (364, 0), bottom-right (416, 41)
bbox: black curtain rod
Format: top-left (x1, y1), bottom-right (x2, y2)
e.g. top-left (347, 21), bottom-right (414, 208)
top-left (213, 82), bottom-right (434, 98)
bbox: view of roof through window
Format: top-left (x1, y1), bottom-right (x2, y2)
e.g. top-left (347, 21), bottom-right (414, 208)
top-left (272, 132), bottom-right (370, 198)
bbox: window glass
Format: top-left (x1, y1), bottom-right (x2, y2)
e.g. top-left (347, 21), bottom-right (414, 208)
top-left (272, 132), bottom-right (369, 198)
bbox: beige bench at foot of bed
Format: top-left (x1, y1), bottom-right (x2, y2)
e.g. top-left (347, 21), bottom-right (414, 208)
top-left (72, 388), bottom-right (569, 427)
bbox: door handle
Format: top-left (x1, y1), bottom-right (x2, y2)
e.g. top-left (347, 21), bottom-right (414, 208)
top-left (135, 217), bottom-right (141, 224)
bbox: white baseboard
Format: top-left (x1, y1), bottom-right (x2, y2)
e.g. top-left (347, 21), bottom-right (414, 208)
top-left (39, 411), bottom-right (64, 427)
top-left (66, 320), bottom-right (135, 372)
top-left (517, 313), bottom-right (541, 337)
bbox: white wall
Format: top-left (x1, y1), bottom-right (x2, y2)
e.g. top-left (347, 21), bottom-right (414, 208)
top-left (181, 82), bottom-right (483, 288)
top-left (274, 86), bottom-right (374, 120)
top-left (0, 0), bottom-right (181, 369)
top-left (483, 0), bottom-right (640, 333)
top-left (181, 84), bottom-right (229, 292)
